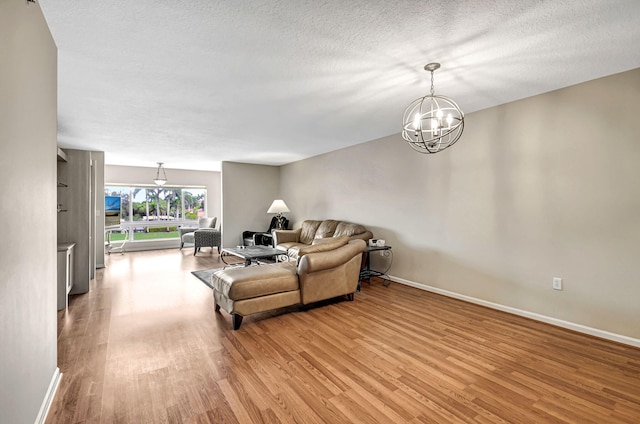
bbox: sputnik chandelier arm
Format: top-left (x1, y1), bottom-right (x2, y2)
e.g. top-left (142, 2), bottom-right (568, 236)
top-left (402, 63), bottom-right (464, 154)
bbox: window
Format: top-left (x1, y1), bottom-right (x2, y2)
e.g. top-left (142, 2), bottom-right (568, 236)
top-left (104, 185), bottom-right (207, 241)
top-left (182, 188), bottom-right (206, 219)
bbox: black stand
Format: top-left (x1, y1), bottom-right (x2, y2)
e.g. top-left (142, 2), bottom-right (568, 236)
top-left (358, 245), bottom-right (392, 291)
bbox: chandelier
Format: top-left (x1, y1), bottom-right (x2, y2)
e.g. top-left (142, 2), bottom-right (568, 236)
top-left (402, 63), bottom-right (464, 154)
top-left (153, 162), bottom-right (167, 186)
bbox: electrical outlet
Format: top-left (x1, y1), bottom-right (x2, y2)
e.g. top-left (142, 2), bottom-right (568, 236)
top-left (552, 277), bottom-right (563, 291)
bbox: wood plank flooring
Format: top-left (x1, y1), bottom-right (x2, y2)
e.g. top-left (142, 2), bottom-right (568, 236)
top-left (47, 248), bottom-right (640, 423)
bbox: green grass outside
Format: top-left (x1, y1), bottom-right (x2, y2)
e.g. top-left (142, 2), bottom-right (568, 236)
top-left (134, 231), bottom-right (179, 240)
top-left (108, 231), bottom-right (179, 241)
top-left (108, 233), bottom-right (127, 241)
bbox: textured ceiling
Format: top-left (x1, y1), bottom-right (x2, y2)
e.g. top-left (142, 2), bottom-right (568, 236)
top-left (39, 0), bottom-right (640, 171)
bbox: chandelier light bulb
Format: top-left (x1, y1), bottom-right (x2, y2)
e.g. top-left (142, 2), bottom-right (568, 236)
top-left (413, 113), bottom-right (421, 130)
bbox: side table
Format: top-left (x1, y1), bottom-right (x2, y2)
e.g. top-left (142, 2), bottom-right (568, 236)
top-left (359, 245), bottom-right (392, 291)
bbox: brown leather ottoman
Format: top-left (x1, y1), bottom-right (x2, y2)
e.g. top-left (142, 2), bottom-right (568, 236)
top-left (211, 262), bottom-right (300, 330)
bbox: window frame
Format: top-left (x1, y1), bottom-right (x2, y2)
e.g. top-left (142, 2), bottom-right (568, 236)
top-left (104, 184), bottom-right (208, 242)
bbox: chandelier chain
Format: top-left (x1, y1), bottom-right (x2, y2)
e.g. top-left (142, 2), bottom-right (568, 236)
top-left (430, 71), bottom-right (435, 96)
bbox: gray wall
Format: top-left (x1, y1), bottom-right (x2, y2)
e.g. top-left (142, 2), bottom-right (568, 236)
top-left (58, 150), bottom-right (104, 276)
top-left (94, 152), bottom-right (105, 268)
top-left (0, 1), bottom-right (58, 423)
top-left (58, 149), bottom-right (92, 294)
top-left (221, 162), bottom-right (280, 247)
top-left (281, 68), bottom-right (640, 340)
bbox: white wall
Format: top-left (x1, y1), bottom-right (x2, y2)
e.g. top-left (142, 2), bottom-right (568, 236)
top-left (0, 1), bottom-right (59, 423)
top-left (221, 162), bottom-right (280, 247)
top-left (281, 68), bottom-right (640, 341)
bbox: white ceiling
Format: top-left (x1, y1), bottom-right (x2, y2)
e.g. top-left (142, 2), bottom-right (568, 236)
top-left (39, 0), bottom-right (640, 172)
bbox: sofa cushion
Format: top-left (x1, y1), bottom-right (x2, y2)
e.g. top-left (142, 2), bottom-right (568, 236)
top-left (314, 219), bottom-right (339, 239)
top-left (333, 221), bottom-right (367, 238)
top-left (299, 220), bottom-right (322, 244)
top-left (278, 242), bottom-right (306, 259)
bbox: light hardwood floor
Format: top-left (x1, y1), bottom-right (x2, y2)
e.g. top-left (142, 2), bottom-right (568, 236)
top-left (47, 248), bottom-right (640, 423)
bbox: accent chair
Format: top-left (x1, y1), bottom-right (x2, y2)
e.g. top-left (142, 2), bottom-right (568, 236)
top-left (180, 217), bottom-right (221, 255)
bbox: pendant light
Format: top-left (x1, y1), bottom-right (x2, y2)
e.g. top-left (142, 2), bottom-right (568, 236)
top-left (402, 63), bottom-right (464, 153)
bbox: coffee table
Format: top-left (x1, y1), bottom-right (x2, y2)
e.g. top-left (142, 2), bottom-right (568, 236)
top-left (221, 245), bottom-right (288, 267)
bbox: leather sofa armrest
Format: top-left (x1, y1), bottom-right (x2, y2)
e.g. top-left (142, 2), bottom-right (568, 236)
top-left (273, 228), bottom-right (301, 245)
top-left (297, 239), bottom-right (365, 305)
top-left (297, 239), bottom-right (365, 274)
top-left (350, 230), bottom-right (373, 243)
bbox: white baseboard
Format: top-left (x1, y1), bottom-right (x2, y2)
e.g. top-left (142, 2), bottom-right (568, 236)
top-left (35, 367), bottom-right (62, 424)
top-left (389, 275), bottom-right (640, 348)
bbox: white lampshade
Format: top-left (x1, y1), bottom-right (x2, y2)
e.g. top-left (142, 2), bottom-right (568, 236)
top-left (267, 199), bottom-right (290, 214)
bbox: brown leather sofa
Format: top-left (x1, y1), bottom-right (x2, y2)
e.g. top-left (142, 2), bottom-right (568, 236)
top-left (211, 236), bottom-right (366, 330)
top-left (273, 219), bottom-right (373, 258)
